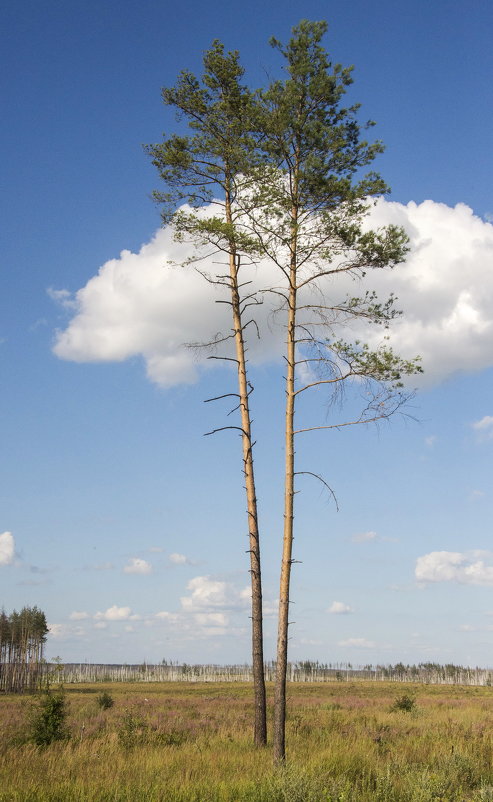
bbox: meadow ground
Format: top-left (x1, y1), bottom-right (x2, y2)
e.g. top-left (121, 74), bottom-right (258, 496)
top-left (1, 680), bottom-right (493, 801)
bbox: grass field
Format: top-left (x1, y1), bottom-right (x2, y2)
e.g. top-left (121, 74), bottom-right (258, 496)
top-left (1, 680), bottom-right (493, 801)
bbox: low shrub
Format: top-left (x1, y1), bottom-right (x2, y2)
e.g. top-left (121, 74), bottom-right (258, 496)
top-left (29, 690), bottom-right (69, 746)
top-left (96, 691), bottom-right (115, 710)
top-left (391, 693), bottom-right (417, 713)
top-left (117, 709), bottom-right (148, 749)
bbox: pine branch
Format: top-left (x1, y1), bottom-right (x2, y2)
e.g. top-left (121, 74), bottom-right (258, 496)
top-left (295, 471), bottom-right (339, 511)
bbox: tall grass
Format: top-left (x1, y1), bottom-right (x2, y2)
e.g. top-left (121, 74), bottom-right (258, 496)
top-left (1, 681), bottom-right (493, 800)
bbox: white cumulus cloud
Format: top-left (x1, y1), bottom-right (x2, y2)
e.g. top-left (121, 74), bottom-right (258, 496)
top-left (48, 622), bottom-right (87, 639)
top-left (124, 558), bottom-right (152, 575)
top-left (51, 200), bottom-right (493, 389)
top-left (51, 223), bottom-right (239, 387)
top-left (94, 605), bottom-right (133, 621)
top-left (416, 550), bottom-right (493, 586)
top-left (69, 611), bottom-right (89, 620)
top-left (48, 623), bottom-right (64, 638)
top-left (194, 612), bottom-right (229, 627)
top-left (472, 416), bottom-right (493, 441)
top-left (169, 552), bottom-right (188, 565)
top-left (0, 531), bottom-right (14, 565)
top-left (180, 575), bottom-right (249, 612)
top-left (328, 601), bottom-right (354, 615)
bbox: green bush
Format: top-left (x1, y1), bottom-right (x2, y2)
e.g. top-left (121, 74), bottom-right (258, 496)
top-left (96, 691), bottom-right (114, 710)
top-left (391, 693), bottom-right (417, 713)
top-left (117, 710), bottom-right (148, 750)
top-left (29, 691), bottom-right (69, 746)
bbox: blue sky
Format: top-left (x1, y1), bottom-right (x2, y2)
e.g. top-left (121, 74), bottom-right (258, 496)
top-left (2, 0), bottom-right (493, 667)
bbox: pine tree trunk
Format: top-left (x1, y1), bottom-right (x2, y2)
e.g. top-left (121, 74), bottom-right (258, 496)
top-left (273, 200), bottom-right (298, 761)
top-left (226, 192), bottom-right (267, 746)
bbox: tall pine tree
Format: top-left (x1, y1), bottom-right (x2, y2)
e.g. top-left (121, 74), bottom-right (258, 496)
top-left (238, 20), bottom-right (421, 760)
top-left (146, 42), bottom-right (267, 746)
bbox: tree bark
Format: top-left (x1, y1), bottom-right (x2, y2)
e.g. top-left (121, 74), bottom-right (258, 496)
top-left (273, 191), bottom-right (299, 762)
top-left (226, 188), bottom-right (267, 746)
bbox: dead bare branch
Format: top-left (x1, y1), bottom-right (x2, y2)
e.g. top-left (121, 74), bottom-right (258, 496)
top-left (294, 471), bottom-right (339, 511)
top-left (203, 393), bottom-right (240, 404)
top-left (204, 425), bottom-right (250, 437)
top-left (207, 355), bottom-right (240, 364)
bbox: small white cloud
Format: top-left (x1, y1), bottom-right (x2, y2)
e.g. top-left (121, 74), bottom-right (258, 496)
top-left (94, 621), bottom-right (107, 630)
top-left (155, 608), bottom-right (231, 636)
top-left (181, 576), bottom-right (227, 611)
top-left (48, 623), bottom-right (87, 639)
top-left (339, 637), bottom-right (376, 648)
top-left (328, 601), bottom-right (354, 615)
top-left (352, 531), bottom-right (377, 543)
top-left (124, 558), bottom-right (152, 575)
top-left (194, 612), bottom-right (229, 627)
top-left (150, 546), bottom-right (164, 553)
top-left (416, 550), bottom-right (493, 586)
top-left (472, 416), bottom-right (493, 441)
top-left (94, 605), bottom-right (132, 621)
top-left (473, 416), bottom-right (493, 429)
top-left (48, 623), bottom-right (64, 638)
top-left (155, 611), bottom-right (181, 623)
top-left (416, 551), bottom-right (465, 583)
top-left (469, 489), bottom-right (485, 501)
top-left (213, 583), bottom-right (277, 617)
top-left (425, 435), bottom-right (437, 447)
top-left (69, 611), bottom-right (89, 620)
top-left (169, 552), bottom-right (188, 565)
top-left (0, 531), bottom-right (15, 566)
top-left (47, 287), bottom-right (77, 310)
top-left (180, 575), bottom-right (248, 612)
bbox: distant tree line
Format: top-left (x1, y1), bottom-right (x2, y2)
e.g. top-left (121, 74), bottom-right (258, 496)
top-left (0, 606), bottom-right (49, 692)
top-left (54, 660), bottom-right (493, 687)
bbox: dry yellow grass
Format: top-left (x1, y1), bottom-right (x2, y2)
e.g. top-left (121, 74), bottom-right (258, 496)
top-left (1, 680), bottom-right (493, 800)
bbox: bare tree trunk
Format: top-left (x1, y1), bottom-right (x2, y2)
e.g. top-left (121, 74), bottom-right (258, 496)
top-left (226, 191), bottom-right (267, 746)
top-left (274, 196), bottom-right (299, 762)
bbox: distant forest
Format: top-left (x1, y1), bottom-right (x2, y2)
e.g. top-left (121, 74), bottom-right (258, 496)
top-left (1, 604), bottom-right (492, 692)
top-left (57, 660), bottom-right (493, 687)
top-left (0, 606), bottom-right (48, 692)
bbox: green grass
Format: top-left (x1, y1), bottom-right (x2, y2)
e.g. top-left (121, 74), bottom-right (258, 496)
top-left (1, 681), bottom-right (493, 800)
